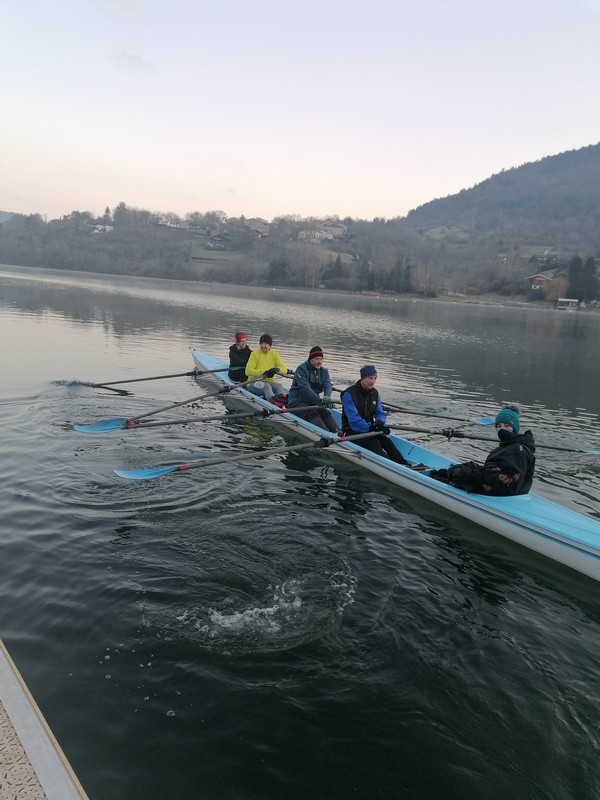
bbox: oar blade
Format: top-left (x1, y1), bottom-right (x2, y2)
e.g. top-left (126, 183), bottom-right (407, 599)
top-left (114, 465), bottom-right (180, 480)
top-left (73, 417), bottom-right (128, 433)
top-left (472, 417), bottom-right (494, 426)
top-left (586, 449), bottom-right (600, 456)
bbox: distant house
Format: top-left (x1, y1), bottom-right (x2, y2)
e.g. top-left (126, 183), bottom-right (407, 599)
top-left (526, 273), bottom-right (553, 291)
top-left (297, 229), bottom-right (334, 243)
top-left (322, 221), bottom-right (347, 238)
top-left (93, 224), bottom-right (113, 233)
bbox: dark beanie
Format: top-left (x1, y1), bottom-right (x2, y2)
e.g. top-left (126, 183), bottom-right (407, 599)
top-left (308, 346), bottom-right (324, 360)
top-left (259, 333), bottom-right (273, 346)
top-left (495, 405), bottom-right (520, 434)
top-left (360, 364), bottom-right (377, 379)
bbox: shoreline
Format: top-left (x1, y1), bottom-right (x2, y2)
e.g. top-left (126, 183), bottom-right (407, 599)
top-left (2, 261), bottom-right (598, 314)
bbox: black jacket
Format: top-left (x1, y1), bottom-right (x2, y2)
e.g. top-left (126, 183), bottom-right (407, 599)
top-left (432, 431), bottom-right (536, 496)
top-left (340, 381), bottom-right (383, 433)
top-left (228, 344), bottom-right (251, 382)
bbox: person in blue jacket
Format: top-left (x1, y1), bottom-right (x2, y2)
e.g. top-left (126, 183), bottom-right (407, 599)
top-left (340, 365), bottom-right (408, 464)
top-left (287, 346), bottom-right (339, 433)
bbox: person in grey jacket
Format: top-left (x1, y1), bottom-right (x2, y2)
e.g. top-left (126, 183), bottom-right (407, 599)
top-left (287, 346), bottom-right (339, 433)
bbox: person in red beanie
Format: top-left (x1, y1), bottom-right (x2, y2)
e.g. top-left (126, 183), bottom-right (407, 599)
top-left (287, 346), bottom-right (339, 433)
top-left (228, 332), bottom-right (252, 382)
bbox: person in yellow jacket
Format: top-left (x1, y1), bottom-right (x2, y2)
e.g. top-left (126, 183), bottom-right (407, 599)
top-left (245, 333), bottom-right (292, 400)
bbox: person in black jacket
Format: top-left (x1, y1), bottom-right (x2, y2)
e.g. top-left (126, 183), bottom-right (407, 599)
top-left (429, 405), bottom-right (536, 496)
top-left (228, 332), bottom-right (252, 382)
top-left (340, 365), bottom-right (409, 465)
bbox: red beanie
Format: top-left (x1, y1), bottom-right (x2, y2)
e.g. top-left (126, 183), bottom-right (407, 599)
top-left (309, 346), bottom-right (324, 360)
top-left (234, 332), bottom-right (246, 343)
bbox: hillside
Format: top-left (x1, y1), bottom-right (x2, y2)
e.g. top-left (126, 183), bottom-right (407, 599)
top-left (1, 144), bottom-right (599, 300)
top-left (402, 144), bottom-right (600, 255)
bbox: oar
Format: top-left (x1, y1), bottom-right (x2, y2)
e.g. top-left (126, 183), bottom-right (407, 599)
top-left (382, 402), bottom-right (494, 426)
top-left (87, 384), bottom-right (132, 396)
top-left (76, 404), bottom-right (330, 433)
top-left (387, 424), bottom-right (600, 455)
top-left (85, 365), bottom-right (241, 391)
top-left (114, 431), bottom-right (381, 480)
top-left (73, 376), bottom-right (267, 434)
top-left (330, 388), bottom-right (493, 426)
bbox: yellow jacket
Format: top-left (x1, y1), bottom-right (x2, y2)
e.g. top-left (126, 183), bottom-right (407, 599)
top-left (245, 348), bottom-right (288, 382)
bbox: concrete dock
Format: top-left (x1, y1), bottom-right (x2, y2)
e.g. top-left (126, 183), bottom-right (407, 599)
top-left (0, 640), bottom-right (89, 799)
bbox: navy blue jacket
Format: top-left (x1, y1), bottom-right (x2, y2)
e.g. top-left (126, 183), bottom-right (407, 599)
top-left (287, 360), bottom-right (333, 406)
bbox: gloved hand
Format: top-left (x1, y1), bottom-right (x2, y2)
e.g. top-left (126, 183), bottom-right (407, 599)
top-left (429, 468), bottom-right (450, 483)
top-left (263, 367), bottom-right (280, 378)
top-left (382, 425), bottom-right (391, 435)
top-left (322, 395), bottom-right (335, 408)
top-left (287, 369), bottom-right (295, 375)
top-left (371, 419), bottom-right (385, 431)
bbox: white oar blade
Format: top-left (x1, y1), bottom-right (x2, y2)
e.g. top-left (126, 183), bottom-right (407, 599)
top-left (73, 417), bottom-right (128, 433)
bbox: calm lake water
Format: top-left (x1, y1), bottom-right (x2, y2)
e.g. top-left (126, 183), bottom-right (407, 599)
top-left (1, 265), bottom-right (600, 800)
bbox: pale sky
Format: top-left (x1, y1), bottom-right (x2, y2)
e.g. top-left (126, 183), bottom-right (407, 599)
top-left (2, 0), bottom-right (599, 222)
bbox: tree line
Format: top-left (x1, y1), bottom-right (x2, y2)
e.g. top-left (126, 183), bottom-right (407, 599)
top-left (0, 199), bottom-right (598, 302)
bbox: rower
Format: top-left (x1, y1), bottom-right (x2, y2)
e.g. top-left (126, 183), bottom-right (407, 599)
top-left (244, 333), bottom-right (292, 401)
top-left (428, 404), bottom-right (536, 495)
top-left (228, 331), bottom-right (252, 382)
top-left (287, 346), bottom-right (340, 433)
top-left (340, 365), bottom-right (409, 465)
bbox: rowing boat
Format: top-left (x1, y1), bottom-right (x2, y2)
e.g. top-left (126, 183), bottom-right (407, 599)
top-left (190, 347), bottom-right (600, 583)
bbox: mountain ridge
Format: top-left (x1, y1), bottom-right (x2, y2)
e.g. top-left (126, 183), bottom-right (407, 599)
top-left (404, 143), bottom-right (600, 230)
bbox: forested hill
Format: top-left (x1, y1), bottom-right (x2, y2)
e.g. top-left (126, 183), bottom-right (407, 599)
top-left (404, 143), bottom-right (600, 231)
top-left (0, 144), bottom-right (599, 300)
